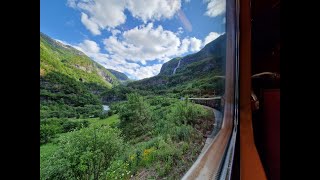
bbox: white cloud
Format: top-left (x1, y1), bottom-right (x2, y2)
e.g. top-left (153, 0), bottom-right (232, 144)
top-left (131, 64), bottom-right (163, 79)
top-left (80, 13), bottom-right (101, 35)
top-left (103, 23), bottom-right (200, 64)
top-left (190, 37), bottom-right (202, 52)
top-left (111, 29), bottom-right (121, 36)
top-left (57, 38), bottom-right (164, 80)
top-left (178, 38), bottom-right (191, 54)
top-left (68, 0), bottom-right (182, 35)
top-left (58, 23), bottom-right (204, 79)
top-left (68, 0), bottom-right (127, 35)
top-left (67, 0), bottom-right (77, 8)
top-left (78, 39), bottom-right (100, 53)
top-left (204, 0), bottom-right (226, 17)
top-left (126, 0), bottom-right (181, 23)
top-left (203, 32), bottom-right (222, 46)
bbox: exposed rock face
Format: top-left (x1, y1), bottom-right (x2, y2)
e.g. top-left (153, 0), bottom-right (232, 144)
top-left (98, 69), bottom-right (114, 84)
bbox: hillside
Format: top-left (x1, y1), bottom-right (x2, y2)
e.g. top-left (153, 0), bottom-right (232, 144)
top-left (40, 32), bottom-right (119, 119)
top-left (127, 34), bottom-right (226, 97)
top-left (40, 32), bottom-right (119, 87)
top-left (106, 68), bottom-right (129, 81)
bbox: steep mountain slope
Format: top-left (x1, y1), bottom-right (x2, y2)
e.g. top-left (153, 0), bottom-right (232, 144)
top-left (106, 68), bottom-right (129, 81)
top-left (40, 32), bottom-right (119, 119)
top-left (159, 34), bottom-right (226, 76)
top-left (127, 34), bottom-right (226, 97)
top-left (40, 32), bottom-right (119, 87)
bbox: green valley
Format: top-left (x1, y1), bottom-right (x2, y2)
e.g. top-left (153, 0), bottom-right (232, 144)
top-left (40, 32), bottom-right (225, 179)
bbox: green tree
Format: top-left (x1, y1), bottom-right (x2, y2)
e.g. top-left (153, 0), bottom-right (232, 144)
top-left (118, 93), bottom-right (152, 139)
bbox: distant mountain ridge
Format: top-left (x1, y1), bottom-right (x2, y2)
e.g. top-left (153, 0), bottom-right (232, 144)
top-left (106, 69), bottom-right (129, 81)
top-left (159, 34), bottom-right (226, 76)
top-left (127, 34), bottom-right (226, 96)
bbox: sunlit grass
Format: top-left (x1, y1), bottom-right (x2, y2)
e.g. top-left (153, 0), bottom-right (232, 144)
top-left (88, 114), bottom-right (120, 127)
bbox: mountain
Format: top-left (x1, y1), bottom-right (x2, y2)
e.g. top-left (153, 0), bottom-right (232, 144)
top-left (106, 69), bottom-right (129, 81)
top-left (159, 34), bottom-right (226, 76)
top-left (40, 32), bottom-right (119, 87)
top-left (40, 32), bottom-right (119, 119)
top-left (127, 34), bottom-right (226, 97)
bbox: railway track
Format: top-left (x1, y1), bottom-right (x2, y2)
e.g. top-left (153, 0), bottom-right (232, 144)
top-left (182, 99), bottom-right (236, 180)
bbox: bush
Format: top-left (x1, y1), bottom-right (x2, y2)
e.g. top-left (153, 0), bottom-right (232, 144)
top-left (61, 121), bottom-right (78, 132)
top-left (107, 110), bottom-right (113, 116)
top-left (41, 125), bottom-right (125, 180)
top-left (166, 100), bottom-right (207, 126)
top-left (99, 113), bottom-right (109, 119)
top-left (40, 119), bottom-right (64, 144)
top-left (105, 160), bottom-right (132, 179)
top-left (40, 123), bottom-right (62, 144)
top-left (62, 120), bottom-right (89, 132)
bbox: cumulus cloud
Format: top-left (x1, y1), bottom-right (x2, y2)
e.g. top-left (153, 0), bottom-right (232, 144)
top-left (203, 32), bottom-right (222, 46)
top-left (80, 13), bottom-right (101, 35)
top-left (103, 23), bottom-right (201, 64)
top-left (77, 39), bottom-right (100, 53)
top-left (190, 37), bottom-right (202, 52)
top-left (111, 29), bottom-right (121, 36)
top-left (127, 0), bottom-right (181, 23)
top-left (68, 0), bottom-right (127, 35)
top-left (57, 38), bottom-right (166, 79)
top-left (131, 64), bottom-right (163, 79)
top-left (68, 0), bottom-right (182, 35)
top-left (204, 0), bottom-right (226, 17)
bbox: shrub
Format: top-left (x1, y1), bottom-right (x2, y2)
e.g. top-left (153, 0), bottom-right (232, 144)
top-left (99, 113), bottom-right (109, 119)
top-left (41, 125), bottom-right (125, 180)
top-left (105, 160), bottom-right (132, 179)
top-left (40, 123), bottom-right (62, 144)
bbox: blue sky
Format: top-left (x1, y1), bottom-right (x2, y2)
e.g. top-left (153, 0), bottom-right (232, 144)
top-left (40, 0), bottom-right (225, 80)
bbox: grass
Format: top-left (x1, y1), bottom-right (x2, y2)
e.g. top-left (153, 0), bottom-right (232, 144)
top-left (67, 114), bottom-right (120, 127)
top-left (40, 143), bottom-right (59, 166)
top-left (69, 114), bottom-right (120, 126)
top-left (87, 114), bottom-right (120, 127)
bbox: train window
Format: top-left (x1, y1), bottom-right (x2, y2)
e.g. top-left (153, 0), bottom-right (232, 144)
top-left (40, 0), bottom-right (238, 179)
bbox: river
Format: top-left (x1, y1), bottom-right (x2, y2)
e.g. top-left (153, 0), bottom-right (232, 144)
top-left (103, 105), bottom-right (110, 112)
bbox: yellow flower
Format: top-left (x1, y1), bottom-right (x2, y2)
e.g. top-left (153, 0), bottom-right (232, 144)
top-left (142, 147), bottom-right (155, 159)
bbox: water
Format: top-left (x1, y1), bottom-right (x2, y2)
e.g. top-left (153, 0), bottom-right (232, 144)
top-left (103, 105), bottom-right (110, 112)
top-left (173, 59), bottom-right (181, 75)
